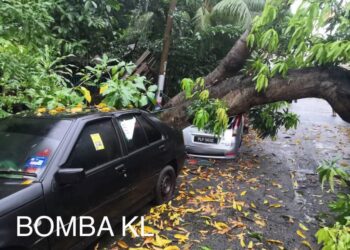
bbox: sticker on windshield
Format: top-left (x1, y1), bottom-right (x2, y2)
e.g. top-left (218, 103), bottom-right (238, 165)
top-left (90, 133), bottom-right (105, 151)
top-left (21, 180), bottom-right (33, 185)
top-left (25, 156), bottom-right (48, 169)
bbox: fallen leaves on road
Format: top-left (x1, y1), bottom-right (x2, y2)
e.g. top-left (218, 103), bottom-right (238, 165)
top-left (97, 132), bottom-right (325, 249)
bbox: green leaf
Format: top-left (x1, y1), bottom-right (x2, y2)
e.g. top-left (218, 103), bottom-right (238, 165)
top-left (181, 78), bottom-right (195, 99)
top-left (139, 95), bottom-right (148, 107)
top-left (147, 85), bottom-right (158, 92)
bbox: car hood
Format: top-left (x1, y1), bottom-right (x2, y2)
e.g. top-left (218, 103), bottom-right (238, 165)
top-left (0, 179), bottom-right (43, 217)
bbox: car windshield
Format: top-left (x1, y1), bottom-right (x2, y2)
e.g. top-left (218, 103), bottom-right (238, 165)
top-left (0, 117), bottom-right (71, 180)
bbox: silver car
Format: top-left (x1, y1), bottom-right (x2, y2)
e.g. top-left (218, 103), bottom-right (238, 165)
top-left (182, 115), bottom-right (244, 159)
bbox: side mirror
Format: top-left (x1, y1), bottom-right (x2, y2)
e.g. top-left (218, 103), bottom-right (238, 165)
top-left (55, 168), bottom-right (85, 185)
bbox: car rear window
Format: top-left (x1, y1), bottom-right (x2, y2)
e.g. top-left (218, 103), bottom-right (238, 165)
top-left (137, 115), bottom-right (162, 143)
top-left (65, 119), bottom-right (122, 171)
top-left (0, 118), bottom-right (71, 179)
top-left (117, 115), bottom-right (148, 153)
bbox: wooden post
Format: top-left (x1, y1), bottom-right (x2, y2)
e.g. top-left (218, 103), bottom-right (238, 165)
top-left (156, 0), bottom-right (177, 106)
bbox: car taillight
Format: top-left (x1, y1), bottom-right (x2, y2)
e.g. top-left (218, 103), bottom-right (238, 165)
top-left (232, 115), bottom-right (242, 136)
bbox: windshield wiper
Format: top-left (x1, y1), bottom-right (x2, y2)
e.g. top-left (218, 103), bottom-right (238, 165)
top-left (0, 170), bottom-right (37, 178)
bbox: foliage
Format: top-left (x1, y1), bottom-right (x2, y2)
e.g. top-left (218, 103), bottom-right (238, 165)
top-left (329, 194), bottom-right (350, 224)
top-left (191, 0), bottom-right (265, 31)
top-left (246, 0), bottom-right (350, 91)
top-left (51, 0), bottom-right (123, 56)
top-left (316, 158), bottom-right (350, 249)
top-left (316, 218), bottom-right (350, 250)
top-left (317, 159), bottom-right (350, 192)
top-left (0, 0), bottom-right (73, 116)
top-left (81, 55), bottom-right (158, 109)
top-left (248, 102), bottom-right (299, 138)
top-left (121, 0), bottom-right (258, 96)
top-left (181, 77), bottom-right (229, 136)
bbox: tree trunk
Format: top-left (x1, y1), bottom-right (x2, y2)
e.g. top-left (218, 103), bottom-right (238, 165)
top-left (160, 67), bottom-right (350, 128)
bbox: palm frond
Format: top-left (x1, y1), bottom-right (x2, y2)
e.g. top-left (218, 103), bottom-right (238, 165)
top-left (212, 0), bottom-right (253, 28)
top-left (243, 0), bottom-right (265, 12)
top-left (193, 6), bottom-right (212, 31)
top-left (125, 11), bottom-right (155, 39)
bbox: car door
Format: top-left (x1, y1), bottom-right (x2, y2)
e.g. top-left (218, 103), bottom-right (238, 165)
top-left (136, 114), bottom-right (167, 176)
top-left (47, 118), bottom-right (128, 250)
top-left (115, 114), bottom-right (156, 204)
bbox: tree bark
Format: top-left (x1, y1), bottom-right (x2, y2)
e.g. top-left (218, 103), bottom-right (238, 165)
top-left (160, 67), bottom-right (350, 128)
top-left (156, 0), bottom-right (177, 105)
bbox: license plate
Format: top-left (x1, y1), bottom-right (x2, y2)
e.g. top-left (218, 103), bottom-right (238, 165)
top-left (194, 136), bottom-right (218, 144)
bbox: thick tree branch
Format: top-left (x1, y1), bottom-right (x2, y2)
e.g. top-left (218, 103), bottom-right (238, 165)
top-left (163, 31), bottom-right (250, 111)
top-left (161, 67), bottom-right (350, 128)
top-left (205, 30), bottom-right (250, 86)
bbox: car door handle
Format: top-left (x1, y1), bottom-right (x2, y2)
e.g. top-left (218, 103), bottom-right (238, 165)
top-left (115, 164), bottom-right (127, 176)
top-left (158, 144), bottom-right (166, 151)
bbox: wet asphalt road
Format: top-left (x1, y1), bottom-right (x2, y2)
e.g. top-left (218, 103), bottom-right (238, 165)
top-left (96, 98), bottom-right (350, 250)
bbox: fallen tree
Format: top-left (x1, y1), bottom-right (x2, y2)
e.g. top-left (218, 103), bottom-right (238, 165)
top-left (161, 0), bottom-right (350, 129)
top-left (161, 66), bottom-right (350, 128)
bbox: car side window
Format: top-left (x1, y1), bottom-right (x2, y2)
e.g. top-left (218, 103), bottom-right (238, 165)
top-left (66, 119), bottom-right (122, 171)
top-left (137, 115), bottom-right (162, 143)
top-left (117, 115), bottom-right (148, 153)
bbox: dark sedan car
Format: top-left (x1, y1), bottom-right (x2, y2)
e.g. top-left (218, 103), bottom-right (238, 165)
top-left (0, 109), bottom-right (185, 250)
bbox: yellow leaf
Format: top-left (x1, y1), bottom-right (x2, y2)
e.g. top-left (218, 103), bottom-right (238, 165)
top-left (269, 203), bottom-right (282, 208)
top-left (237, 233), bottom-right (245, 247)
top-left (232, 200), bottom-right (244, 211)
top-left (185, 208), bottom-right (202, 213)
top-left (263, 199), bottom-right (269, 205)
top-left (129, 248), bottom-right (149, 250)
top-left (37, 107), bottom-right (46, 113)
top-left (240, 190), bottom-right (247, 196)
top-left (213, 222), bottom-right (229, 230)
top-left (248, 241), bottom-right (254, 249)
top-left (100, 107), bottom-right (111, 112)
top-left (80, 86), bottom-right (92, 103)
top-left (296, 229), bottom-right (306, 239)
top-left (250, 202), bottom-right (256, 208)
top-left (174, 234), bottom-right (189, 243)
top-left (100, 84), bottom-right (108, 94)
top-left (293, 180), bottom-right (299, 188)
top-left (266, 239), bottom-right (283, 245)
top-left (55, 106), bottom-right (66, 112)
top-left (272, 182), bottom-right (282, 188)
top-left (152, 234), bottom-right (171, 247)
top-left (71, 106), bottom-right (83, 113)
top-left (49, 109), bottom-right (58, 115)
top-left (96, 103), bottom-right (107, 109)
top-left (302, 240), bottom-right (312, 249)
top-left (255, 219), bottom-right (266, 227)
top-left (164, 246), bottom-right (180, 250)
top-left (117, 240), bottom-right (128, 249)
top-left (143, 226), bottom-right (159, 235)
top-left (299, 223), bottom-right (309, 231)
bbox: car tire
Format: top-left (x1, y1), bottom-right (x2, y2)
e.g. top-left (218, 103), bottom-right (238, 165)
top-left (154, 165), bottom-right (176, 205)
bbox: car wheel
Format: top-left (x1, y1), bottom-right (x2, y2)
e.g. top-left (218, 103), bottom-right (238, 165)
top-left (155, 166), bottom-right (176, 205)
